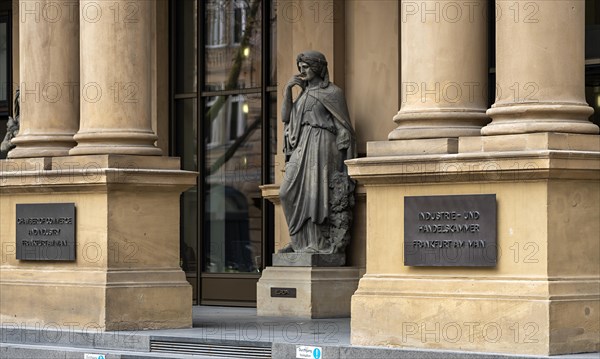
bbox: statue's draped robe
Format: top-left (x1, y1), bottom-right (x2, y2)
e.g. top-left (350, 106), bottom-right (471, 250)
top-left (280, 84), bottom-right (356, 253)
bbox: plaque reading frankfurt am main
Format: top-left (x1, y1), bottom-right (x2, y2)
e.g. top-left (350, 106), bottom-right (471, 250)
top-left (16, 203), bottom-right (76, 261)
top-left (404, 194), bottom-right (496, 266)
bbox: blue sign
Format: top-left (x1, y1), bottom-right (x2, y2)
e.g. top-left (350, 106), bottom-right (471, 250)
top-left (313, 348), bottom-right (321, 359)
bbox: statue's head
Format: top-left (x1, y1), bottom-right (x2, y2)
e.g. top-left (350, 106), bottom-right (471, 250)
top-left (296, 51), bottom-right (329, 88)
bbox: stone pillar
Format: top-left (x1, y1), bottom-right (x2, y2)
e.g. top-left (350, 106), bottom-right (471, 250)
top-left (9, 1), bottom-right (79, 158)
top-left (389, 0), bottom-right (489, 140)
top-left (1, 155), bottom-right (195, 330)
top-left (70, 0), bottom-right (162, 155)
top-left (484, 0), bottom-right (598, 135)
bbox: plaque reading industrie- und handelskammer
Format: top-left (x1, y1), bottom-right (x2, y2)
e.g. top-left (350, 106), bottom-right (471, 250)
top-left (404, 194), bottom-right (497, 266)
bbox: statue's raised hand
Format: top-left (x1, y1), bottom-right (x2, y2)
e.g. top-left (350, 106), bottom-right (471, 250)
top-left (285, 74), bottom-right (306, 91)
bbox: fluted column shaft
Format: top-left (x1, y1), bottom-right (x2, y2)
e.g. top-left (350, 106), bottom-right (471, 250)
top-left (484, 0), bottom-right (597, 135)
top-left (70, 0), bottom-right (161, 155)
top-left (9, 1), bottom-right (80, 158)
top-left (389, 0), bottom-right (489, 140)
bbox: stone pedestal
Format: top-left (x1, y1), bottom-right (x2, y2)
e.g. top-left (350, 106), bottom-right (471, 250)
top-left (345, 137), bottom-right (600, 356)
top-left (257, 267), bottom-right (359, 319)
top-left (272, 253), bottom-right (345, 267)
top-left (0, 155), bottom-right (196, 330)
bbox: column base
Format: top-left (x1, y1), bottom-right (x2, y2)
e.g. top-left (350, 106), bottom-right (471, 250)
top-left (484, 103), bottom-right (598, 135)
top-left (389, 110), bottom-right (489, 140)
top-left (257, 266), bottom-right (359, 318)
top-left (7, 134), bottom-right (76, 158)
top-left (70, 130), bottom-right (162, 156)
top-left (0, 155), bottom-right (197, 330)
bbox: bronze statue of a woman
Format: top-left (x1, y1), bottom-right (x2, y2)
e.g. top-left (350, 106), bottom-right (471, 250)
top-left (279, 51), bottom-right (356, 256)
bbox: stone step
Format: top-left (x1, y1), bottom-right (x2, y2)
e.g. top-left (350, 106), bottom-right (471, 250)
top-left (2, 326), bottom-right (599, 359)
top-left (0, 328), bottom-right (273, 358)
top-left (272, 342), bottom-right (600, 359)
top-left (0, 327), bottom-right (149, 352)
top-left (1, 343), bottom-right (261, 359)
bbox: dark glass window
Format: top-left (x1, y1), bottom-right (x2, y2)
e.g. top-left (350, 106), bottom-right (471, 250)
top-left (0, 18), bottom-right (7, 111)
top-left (174, 0), bottom-right (197, 94)
top-left (0, 5), bottom-right (12, 160)
top-left (488, 0), bottom-right (495, 107)
top-left (586, 0), bottom-right (600, 127)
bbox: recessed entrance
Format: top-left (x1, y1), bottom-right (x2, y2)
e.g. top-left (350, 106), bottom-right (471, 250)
top-left (171, 0), bottom-right (277, 306)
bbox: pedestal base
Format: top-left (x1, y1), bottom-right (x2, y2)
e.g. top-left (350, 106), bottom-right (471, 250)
top-left (273, 253), bottom-right (345, 266)
top-left (0, 155), bottom-right (197, 330)
top-left (346, 139), bottom-right (600, 356)
top-left (257, 266), bottom-right (359, 318)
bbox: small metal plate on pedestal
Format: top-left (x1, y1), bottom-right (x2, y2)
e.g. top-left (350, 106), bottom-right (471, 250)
top-left (404, 194), bottom-right (496, 267)
top-left (16, 203), bottom-right (76, 261)
top-left (270, 287), bottom-right (297, 298)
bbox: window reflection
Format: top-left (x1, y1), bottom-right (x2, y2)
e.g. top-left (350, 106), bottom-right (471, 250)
top-left (205, 0), bottom-right (262, 89)
top-left (207, 1), bottom-right (225, 47)
top-left (233, 1), bottom-right (247, 44)
top-left (206, 95), bottom-right (247, 146)
top-left (204, 94), bottom-right (262, 273)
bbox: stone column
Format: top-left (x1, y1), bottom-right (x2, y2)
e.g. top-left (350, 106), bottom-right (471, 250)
top-left (70, 0), bottom-right (162, 155)
top-left (389, 0), bottom-right (489, 140)
top-left (484, 0), bottom-right (597, 135)
top-left (9, 1), bottom-right (79, 158)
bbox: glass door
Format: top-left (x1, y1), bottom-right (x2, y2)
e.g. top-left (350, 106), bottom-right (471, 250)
top-left (171, 0), bottom-right (277, 306)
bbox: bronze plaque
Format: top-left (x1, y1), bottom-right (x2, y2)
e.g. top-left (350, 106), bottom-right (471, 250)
top-left (270, 287), bottom-right (297, 298)
top-left (404, 194), bottom-right (496, 266)
top-left (16, 203), bottom-right (76, 261)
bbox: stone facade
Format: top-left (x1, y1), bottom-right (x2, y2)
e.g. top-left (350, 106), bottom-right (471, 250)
top-left (0, 0), bottom-right (598, 356)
